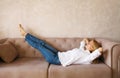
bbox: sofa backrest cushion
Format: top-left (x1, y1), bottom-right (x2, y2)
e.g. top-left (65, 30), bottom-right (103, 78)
top-left (5, 38), bottom-right (84, 58)
top-left (3, 38), bottom-right (106, 62)
top-left (6, 38), bottom-right (42, 58)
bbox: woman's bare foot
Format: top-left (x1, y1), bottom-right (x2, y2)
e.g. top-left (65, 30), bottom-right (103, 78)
top-left (19, 24), bottom-right (27, 36)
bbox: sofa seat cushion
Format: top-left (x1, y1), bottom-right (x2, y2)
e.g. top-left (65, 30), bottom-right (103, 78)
top-left (0, 57), bottom-right (49, 78)
top-left (49, 63), bottom-right (111, 78)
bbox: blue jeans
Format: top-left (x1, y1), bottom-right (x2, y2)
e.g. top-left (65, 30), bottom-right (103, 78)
top-left (25, 33), bottom-right (61, 65)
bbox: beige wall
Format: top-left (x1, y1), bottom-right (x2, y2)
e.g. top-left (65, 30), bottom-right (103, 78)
top-left (0, 0), bottom-right (120, 42)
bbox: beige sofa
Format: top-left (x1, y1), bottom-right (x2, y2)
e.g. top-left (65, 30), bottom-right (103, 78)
top-left (0, 38), bottom-right (119, 78)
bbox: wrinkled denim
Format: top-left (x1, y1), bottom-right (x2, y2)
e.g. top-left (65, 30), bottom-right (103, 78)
top-left (25, 33), bottom-right (61, 65)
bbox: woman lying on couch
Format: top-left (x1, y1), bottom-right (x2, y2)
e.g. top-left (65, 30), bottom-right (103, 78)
top-left (19, 24), bottom-right (103, 67)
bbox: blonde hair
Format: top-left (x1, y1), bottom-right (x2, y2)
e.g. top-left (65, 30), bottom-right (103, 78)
top-left (89, 40), bottom-right (101, 51)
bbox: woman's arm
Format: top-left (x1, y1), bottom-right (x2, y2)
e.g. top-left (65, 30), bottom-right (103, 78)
top-left (84, 48), bottom-right (103, 63)
top-left (79, 38), bottom-right (89, 50)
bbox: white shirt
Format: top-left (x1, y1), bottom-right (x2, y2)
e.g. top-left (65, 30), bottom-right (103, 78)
top-left (58, 40), bottom-right (101, 67)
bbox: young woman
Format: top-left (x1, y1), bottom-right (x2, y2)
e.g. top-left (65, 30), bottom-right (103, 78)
top-left (19, 24), bottom-right (103, 67)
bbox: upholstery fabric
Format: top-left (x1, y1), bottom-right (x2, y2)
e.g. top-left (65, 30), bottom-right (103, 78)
top-left (118, 56), bottom-right (120, 78)
top-left (0, 42), bottom-right (18, 63)
top-left (112, 44), bottom-right (120, 78)
top-left (95, 38), bottom-right (119, 67)
top-left (0, 38), bottom-right (119, 78)
top-left (49, 63), bottom-right (111, 78)
top-left (0, 57), bottom-right (49, 78)
top-left (7, 38), bottom-right (43, 58)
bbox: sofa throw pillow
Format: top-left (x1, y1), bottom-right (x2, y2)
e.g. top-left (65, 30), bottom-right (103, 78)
top-left (0, 42), bottom-right (18, 63)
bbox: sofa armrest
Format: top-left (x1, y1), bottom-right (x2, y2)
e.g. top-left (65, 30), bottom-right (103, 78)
top-left (118, 56), bottom-right (120, 78)
top-left (112, 44), bottom-right (120, 78)
top-left (96, 38), bottom-right (120, 78)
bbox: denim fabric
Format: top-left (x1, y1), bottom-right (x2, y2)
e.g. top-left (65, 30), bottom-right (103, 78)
top-left (25, 33), bottom-right (61, 65)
